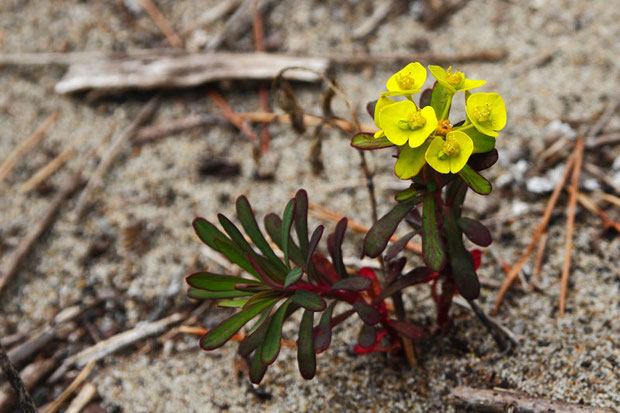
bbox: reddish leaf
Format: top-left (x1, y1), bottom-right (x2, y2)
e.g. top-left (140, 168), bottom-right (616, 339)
top-left (353, 298), bottom-right (381, 326)
top-left (331, 276), bottom-right (372, 292)
top-left (313, 301), bottom-right (336, 353)
top-left (386, 319), bottom-right (424, 340)
top-left (327, 218), bottom-right (348, 278)
top-left (457, 217), bottom-right (492, 247)
top-left (297, 310), bottom-right (316, 380)
top-left (358, 324), bottom-right (377, 349)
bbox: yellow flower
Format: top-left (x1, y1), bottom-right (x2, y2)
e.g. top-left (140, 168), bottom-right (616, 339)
top-left (465, 93), bottom-right (506, 137)
top-left (428, 65), bottom-right (486, 94)
top-left (379, 101), bottom-right (438, 148)
top-left (425, 131), bottom-right (473, 174)
top-left (394, 141), bottom-right (431, 179)
top-left (373, 96), bottom-right (396, 138)
top-left (381, 62), bottom-right (426, 97)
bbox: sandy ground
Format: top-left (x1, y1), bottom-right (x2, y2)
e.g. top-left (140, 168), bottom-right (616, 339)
top-left (1, 0), bottom-right (619, 411)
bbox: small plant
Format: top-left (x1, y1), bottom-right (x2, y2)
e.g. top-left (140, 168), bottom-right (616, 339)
top-left (187, 62), bottom-right (506, 383)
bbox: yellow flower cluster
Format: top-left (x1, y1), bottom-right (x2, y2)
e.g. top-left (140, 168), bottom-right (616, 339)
top-left (373, 63), bottom-right (506, 179)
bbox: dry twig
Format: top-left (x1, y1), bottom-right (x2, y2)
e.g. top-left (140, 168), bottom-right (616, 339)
top-left (530, 231), bottom-right (549, 288)
top-left (65, 382), bottom-right (98, 413)
top-left (352, 0), bottom-right (394, 39)
top-left (134, 113), bottom-right (225, 143)
top-left (137, 0), bottom-right (183, 48)
top-left (208, 90), bottom-right (259, 144)
top-left (252, 0), bottom-right (271, 153)
top-left (41, 361), bottom-right (95, 413)
top-left (0, 112), bottom-right (59, 182)
top-left (576, 193), bottom-right (620, 233)
top-left (181, 0), bottom-right (242, 36)
top-left (20, 148), bottom-right (74, 193)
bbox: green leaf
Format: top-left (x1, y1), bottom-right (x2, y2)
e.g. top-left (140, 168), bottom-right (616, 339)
top-left (188, 288), bottom-right (250, 300)
top-left (186, 272), bottom-right (260, 291)
top-left (294, 190), bottom-right (310, 257)
top-left (395, 186), bottom-right (422, 202)
top-left (430, 82), bottom-right (453, 119)
top-left (376, 267), bottom-right (434, 302)
top-left (353, 299), bottom-right (381, 326)
top-left (249, 346), bottom-right (268, 384)
top-left (192, 217), bottom-right (228, 251)
top-left (264, 214), bottom-right (306, 267)
top-left (422, 193), bottom-right (446, 271)
top-left (350, 133), bottom-right (395, 150)
top-left (281, 199), bottom-right (296, 270)
top-left (218, 214), bottom-right (258, 259)
top-left (358, 324), bottom-right (377, 348)
top-left (284, 267), bottom-right (304, 289)
top-left (444, 209), bottom-right (480, 300)
top-left (239, 312), bottom-right (271, 357)
top-left (384, 230), bottom-right (418, 262)
top-left (246, 302), bottom-right (277, 336)
top-left (213, 237), bottom-right (261, 279)
top-left (363, 196), bottom-right (423, 258)
top-left (291, 290), bottom-right (326, 312)
top-left (327, 218), bottom-right (348, 278)
top-left (314, 301), bottom-right (336, 353)
top-left (466, 128), bottom-right (496, 154)
top-left (243, 290), bottom-right (282, 309)
top-left (457, 217), bottom-right (492, 247)
top-left (236, 196), bottom-right (286, 272)
top-left (331, 276), bottom-right (372, 292)
top-left (458, 165), bottom-right (492, 195)
top-left (217, 298), bottom-right (249, 308)
top-left (261, 298), bottom-right (293, 365)
top-left (200, 299), bottom-right (275, 350)
top-left (297, 310), bottom-right (316, 380)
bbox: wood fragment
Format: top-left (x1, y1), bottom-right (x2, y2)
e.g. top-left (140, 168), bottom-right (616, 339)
top-left (137, 0), bottom-right (183, 48)
top-left (0, 358), bottom-right (56, 413)
top-left (65, 382), bottom-right (97, 413)
top-left (559, 137), bottom-right (584, 317)
top-left (583, 162), bottom-right (620, 194)
top-left (7, 327), bottom-right (56, 367)
top-left (576, 192), bottom-right (620, 233)
top-left (585, 132), bottom-right (620, 148)
top-left (20, 148), bottom-right (74, 193)
top-left (252, 0), bottom-right (271, 153)
top-left (181, 0), bottom-right (243, 35)
top-left (73, 96), bottom-right (160, 218)
top-left (587, 95), bottom-right (620, 138)
top-left (49, 313), bottom-right (184, 383)
top-left (0, 112), bottom-right (59, 182)
top-left (307, 201), bottom-right (423, 254)
top-left (530, 231), bottom-right (548, 288)
top-left (352, 0), bottom-right (394, 39)
top-left (54, 52), bottom-right (328, 94)
top-left (0, 342), bottom-right (37, 413)
top-left (451, 386), bottom-right (617, 413)
top-left (493, 153), bottom-right (576, 314)
top-left (600, 192), bottom-right (620, 207)
top-left (41, 361), bottom-right (95, 413)
top-left (208, 90), bottom-right (259, 144)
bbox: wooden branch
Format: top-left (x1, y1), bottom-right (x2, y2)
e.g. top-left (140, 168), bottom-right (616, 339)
top-left (585, 132), bottom-right (620, 148)
top-left (20, 148), bottom-right (74, 193)
top-left (64, 382), bottom-right (97, 413)
top-left (0, 112), bottom-right (59, 182)
top-left (452, 386), bottom-right (618, 413)
top-left (0, 342), bottom-right (37, 413)
top-left (0, 358), bottom-right (55, 413)
top-left (7, 327), bottom-right (56, 367)
top-left (73, 96), bottom-right (160, 218)
top-left (41, 361), bottom-right (95, 413)
top-left (559, 136), bottom-right (584, 316)
top-left (54, 52), bottom-right (328, 94)
top-left (493, 153), bottom-right (576, 314)
top-left (252, 0), bottom-right (271, 153)
top-left (137, 0), bottom-right (183, 49)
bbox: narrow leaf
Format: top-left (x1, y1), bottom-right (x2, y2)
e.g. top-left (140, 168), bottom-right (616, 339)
top-left (249, 347), bottom-right (268, 384)
top-left (239, 311), bottom-right (271, 357)
top-left (351, 133), bottom-right (395, 150)
top-left (376, 267), bottom-right (434, 302)
top-left (284, 267), bottom-right (304, 289)
top-left (213, 237), bottom-right (261, 279)
top-left (386, 319), bottom-right (424, 339)
top-left (281, 199), bottom-right (296, 270)
top-left (313, 301), bottom-right (336, 353)
top-left (261, 298), bottom-right (293, 365)
top-left (353, 299), bottom-right (381, 326)
top-left (358, 324), bottom-right (377, 349)
top-left (236, 196), bottom-right (286, 271)
top-left (363, 196), bottom-right (422, 258)
top-left (186, 272), bottom-right (260, 291)
top-left (305, 225), bottom-right (324, 270)
top-left (430, 82), bottom-right (452, 119)
top-left (246, 302), bottom-right (277, 336)
top-left (395, 186), bottom-right (422, 201)
top-left (297, 310), bottom-right (316, 380)
top-left (444, 209), bottom-right (480, 300)
top-left (312, 253), bottom-right (340, 284)
top-left (384, 230), bottom-right (418, 262)
top-left (366, 99), bottom-right (377, 118)
top-left (422, 193), bottom-right (446, 271)
top-left (243, 290), bottom-right (282, 309)
top-left (294, 190), bottom-right (310, 257)
top-left (217, 298), bottom-right (249, 308)
top-left (200, 299), bottom-right (274, 350)
top-left (457, 217), bottom-right (492, 247)
top-left (192, 217), bottom-right (227, 251)
top-left (218, 214), bottom-right (258, 259)
top-left (419, 88), bottom-right (432, 108)
top-left (264, 213), bottom-right (306, 266)
top-left (331, 276), bottom-right (372, 292)
top-left (458, 165), bottom-right (492, 195)
top-left (292, 290), bottom-right (326, 312)
top-left (188, 288), bottom-right (250, 300)
top-left (327, 218), bottom-right (348, 278)
top-left (246, 254), bottom-right (284, 290)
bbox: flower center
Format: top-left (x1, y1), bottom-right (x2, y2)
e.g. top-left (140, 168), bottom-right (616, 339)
top-left (438, 136), bottom-right (460, 160)
top-left (396, 72), bottom-right (416, 90)
top-left (445, 67), bottom-right (464, 88)
top-left (473, 104), bottom-right (492, 123)
top-left (436, 119), bottom-right (453, 135)
top-left (407, 109), bottom-right (426, 129)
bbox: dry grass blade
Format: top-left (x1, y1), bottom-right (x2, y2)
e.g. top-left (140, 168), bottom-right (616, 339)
top-left (0, 111), bottom-right (59, 182)
top-left (20, 148), bottom-right (74, 193)
top-left (65, 382), bottom-right (97, 413)
top-left (576, 193), bottom-right (620, 233)
top-left (493, 153), bottom-right (576, 314)
top-left (41, 361), bottom-right (95, 413)
top-left (559, 137), bottom-right (584, 317)
top-left (600, 192), bottom-right (620, 207)
top-left (137, 0), bottom-right (183, 48)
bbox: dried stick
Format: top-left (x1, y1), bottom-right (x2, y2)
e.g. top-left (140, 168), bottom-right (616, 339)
top-left (252, 0), bottom-right (271, 153)
top-left (41, 361), bottom-right (95, 413)
top-left (493, 153), bottom-right (576, 314)
top-left (181, 0), bottom-right (242, 35)
top-left (7, 327), bottom-right (56, 367)
top-left (530, 231), bottom-right (549, 288)
top-left (0, 342), bottom-right (37, 413)
top-left (587, 95), bottom-right (619, 138)
top-left (452, 386), bottom-right (617, 413)
top-left (577, 193), bottom-right (620, 233)
top-left (20, 148), bottom-right (74, 193)
top-left (208, 91), bottom-right (259, 144)
top-left (238, 111), bottom-right (377, 133)
top-left (137, 0), bottom-right (183, 48)
top-left (583, 162), bottom-right (620, 194)
top-left (352, 0), bottom-right (394, 39)
top-left (134, 113), bottom-right (225, 143)
top-left (559, 137), bottom-right (584, 316)
top-left (64, 382), bottom-right (97, 413)
top-left (307, 201), bottom-right (422, 254)
top-left (0, 358), bottom-right (56, 412)
top-left (600, 192), bottom-right (620, 207)
top-left (585, 132), bottom-right (620, 148)
top-left (327, 50), bottom-right (507, 65)
top-left (73, 96), bottom-right (160, 218)
top-left (0, 112), bottom-right (59, 182)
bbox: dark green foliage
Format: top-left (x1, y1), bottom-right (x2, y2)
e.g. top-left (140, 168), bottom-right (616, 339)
top-left (422, 193), bottom-right (447, 271)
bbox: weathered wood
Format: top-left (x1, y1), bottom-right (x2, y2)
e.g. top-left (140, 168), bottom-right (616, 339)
top-left (54, 52), bottom-right (329, 94)
top-left (452, 386), bottom-right (617, 413)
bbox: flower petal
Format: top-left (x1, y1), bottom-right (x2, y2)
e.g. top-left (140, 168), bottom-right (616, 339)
top-left (380, 100), bottom-right (417, 146)
top-left (394, 141), bottom-right (430, 179)
top-left (425, 137), bottom-right (450, 174)
top-left (459, 78), bottom-right (486, 92)
top-left (374, 96), bottom-right (396, 129)
top-left (447, 131), bottom-right (474, 173)
top-left (386, 62), bottom-right (427, 92)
